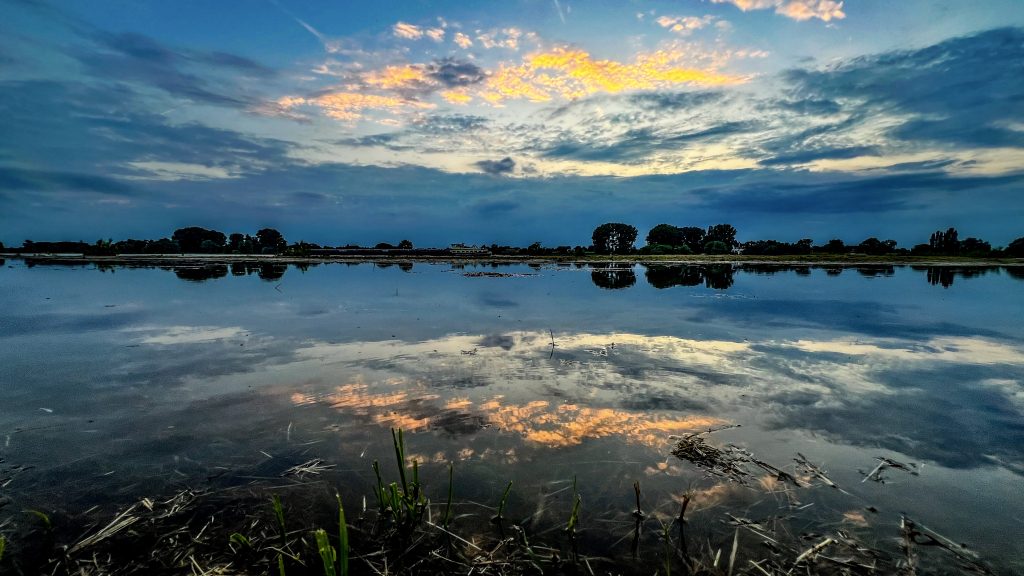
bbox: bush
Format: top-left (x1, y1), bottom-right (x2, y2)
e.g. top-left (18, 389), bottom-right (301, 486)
top-left (704, 240), bottom-right (729, 255)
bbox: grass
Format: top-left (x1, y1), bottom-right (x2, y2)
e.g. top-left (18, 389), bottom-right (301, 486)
top-left (0, 427), bottom-right (1001, 576)
top-left (491, 480), bottom-right (513, 524)
top-left (371, 428), bottom-right (428, 533)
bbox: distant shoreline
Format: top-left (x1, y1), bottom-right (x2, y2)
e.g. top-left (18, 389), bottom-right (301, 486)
top-left (4, 252), bottom-right (1023, 267)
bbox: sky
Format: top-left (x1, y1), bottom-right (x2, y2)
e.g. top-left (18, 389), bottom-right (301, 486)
top-left (1, 0), bottom-right (1023, 247)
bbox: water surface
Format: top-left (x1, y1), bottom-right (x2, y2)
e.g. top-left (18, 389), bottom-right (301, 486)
top-left (1, 261), bottom-right (1022, 571)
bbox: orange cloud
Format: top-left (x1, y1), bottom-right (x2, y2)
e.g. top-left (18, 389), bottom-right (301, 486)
top-left (776, 0), bottom-right (845, 21)
top-left (393, 22), bottom-right (423, 40)
top-left (453, 32), bottom-right (473, 49)
top-left (425, 27), bottom-right (445, 42)
top-left (276, 92), bottom-right (434, 121)
top-left (655, 15), bottom-right (716, 35)
top-left (441, 89), bottom-right (473, 104)
top-left (363, 65), bottom-right (428, 90)
top-left (478, 46), bottom-right (742, 104)
top-left (712, 0), bottom-right (845, 22)
top-left (477, 28), bottom-right (525, 50)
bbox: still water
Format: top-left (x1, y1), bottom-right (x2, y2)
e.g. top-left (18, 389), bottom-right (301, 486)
top-left (1, 260), bottom-right (1023, 571)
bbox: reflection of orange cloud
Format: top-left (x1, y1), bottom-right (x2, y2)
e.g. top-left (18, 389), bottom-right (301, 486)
top-left (296, 384), bottom-right (721, 450)
top-left (485, 399), bottom-right (723, 448)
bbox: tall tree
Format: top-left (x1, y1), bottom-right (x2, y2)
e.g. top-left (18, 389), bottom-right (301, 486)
top-left (173, 227), bottom-right (226, 253)
top-left (645, 224), bottom-right (684, 247)
top-left (679, 227), bottom-right (706, 253)
top-left (1004, 236), bottom-right (1024, 257)
top-left (705, 224), bottom-right (738, 249)
top-left (929, 227), bottom-right (959, 254)
top-left (592, 223), bottom-right (638, 254)
top-left (256, 228), bottom-right (286, 253)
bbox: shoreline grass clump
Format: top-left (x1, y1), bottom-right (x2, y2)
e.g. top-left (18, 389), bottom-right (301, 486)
top-left (0, 427), bottom-right (1003, 575)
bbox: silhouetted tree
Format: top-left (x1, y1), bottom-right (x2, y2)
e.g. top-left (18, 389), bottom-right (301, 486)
top-left (256, 228), bottom-right (286, 253)
top-left (958, 237), bottom-right (991, 256)
top-left (146, 238), bottom-right (180, 254)
top-left (173, 227), bottom-right (226, 253)
top-left (646, 224), bottom-right (684, 247)
top-left (857, 237), bottom-right (898, 255)
top-left (929, 227), bottom-right (959, 255)
top-left (821, 239), bottom-right (846, 254)
top-left (375, 242), bottom-right (395, 249)
top-left (592, 223), bottom-right (638, 254)
top-left (679, 227), bottom-right (706, 253)
top-left (706, 224), bottom-right (738, 249)
top-left (398, 239), bottom-right (413, 249)
top-left (1006, 237), bottom-right (1024, 257)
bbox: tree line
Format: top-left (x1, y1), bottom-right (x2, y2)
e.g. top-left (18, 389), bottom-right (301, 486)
top-left (4, 227), bottom-right (414, 256)
top-left (589, 223), bottom-right (1024, 257)
top-left (4, 224), bottom-right (1023, 258)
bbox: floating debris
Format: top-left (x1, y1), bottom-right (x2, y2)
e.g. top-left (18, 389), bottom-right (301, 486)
top-left (861, 456), bottom-right (920, 483)
top-left (671, 426), bottom-right (800, 487)
top-left (795, 452), bottom-right (845, 492)
top-left (282, 458), bottom-right (334, 478)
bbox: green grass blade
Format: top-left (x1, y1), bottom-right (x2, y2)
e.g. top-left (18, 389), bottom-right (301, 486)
top-left (566, 495), bottom-right (582, 533)
top-left (272, 495), bottom-right (287, 545)
top-left (392, 428), bottom-right (409, 496)
top-left (314, 529), bottom-right (337, 576)
top-left (229, 532), bottom-right (251, 550)
top-left (492, 480), bottom-right (513, 523)
top-left (277, 553), bottom-right (287, 576)
top-left (26, 509), bottom-right (52, 529)
top-left (0, 535), bottom-right (6, 563)
top-left (443, 462), bottom-right (454, 528)
top-left (372, 460), bottom-right (385, 511)
top-left (337, 493), bottom-right (349, 576)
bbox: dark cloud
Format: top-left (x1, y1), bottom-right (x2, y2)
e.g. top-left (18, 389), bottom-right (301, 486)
top-left (413, 114), bottom-right (489, 133)
top-left (626, 90), bottom-right (724, 110)
top-left (783, 27), bottom-right (1024, 148)
top-left (0, 167), bottom-right (136, 196)
top-left (772, 97), bottom-right (842, 116)
top-left (757, 145), bottom-right (880, 166)
top-left (425, 58), bottom-right (486, 88)
top-left (542, 122), bottom-right (758, 162)
top-left (475, 156), bottom-right (516, 175)
top-left (338, 115), bottom-right (489, 151)
top-left (69, 31), bottom-right (275, 108)
top-left (0, 80), bottom-right (295, 176)
top-left (474, 199), bottom-right (520, 215)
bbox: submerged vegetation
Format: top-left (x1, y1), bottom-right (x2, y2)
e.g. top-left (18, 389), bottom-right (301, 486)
top-left (0, 428), bottom-right (1001, 575)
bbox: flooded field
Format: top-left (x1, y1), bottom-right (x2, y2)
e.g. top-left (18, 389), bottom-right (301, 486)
top-left (1, 260), bottom-right (1022, 574)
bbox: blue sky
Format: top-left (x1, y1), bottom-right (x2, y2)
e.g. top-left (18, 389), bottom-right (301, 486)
top-left (1, 0), bottom-right (1023, 247)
